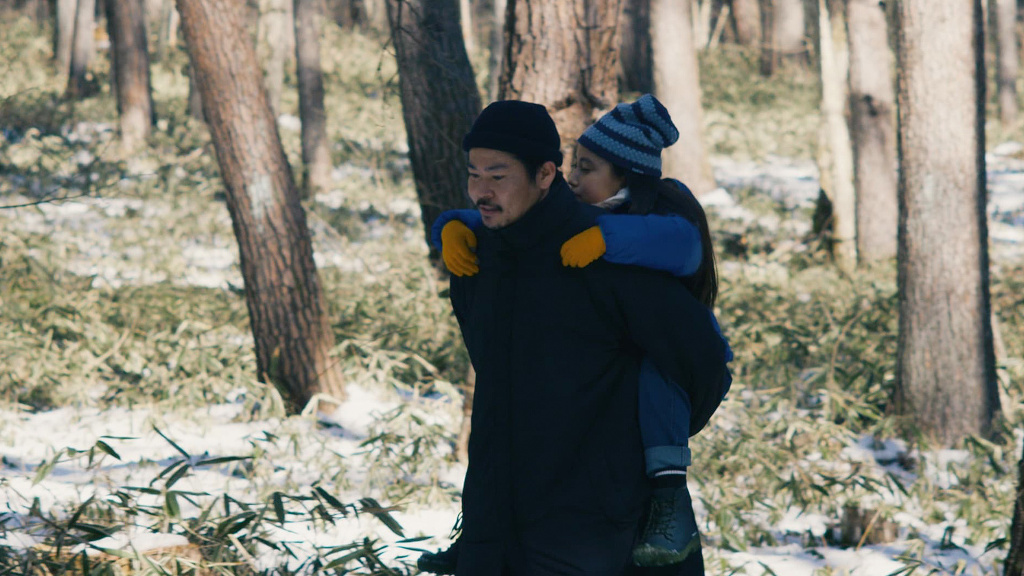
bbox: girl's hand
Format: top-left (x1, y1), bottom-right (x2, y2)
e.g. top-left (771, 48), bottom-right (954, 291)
top-left (560, 226), bottom-right (606, 268)
top-left (442, 220), bottom-right (479, 276)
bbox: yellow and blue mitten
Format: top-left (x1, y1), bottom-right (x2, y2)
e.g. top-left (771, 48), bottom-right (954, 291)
top-left (560, 225), bottom-right (606, 268)
top-left (442, 220), bottom-right (479, 276)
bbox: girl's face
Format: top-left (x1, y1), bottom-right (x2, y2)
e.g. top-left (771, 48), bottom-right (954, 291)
top-left (567, 144), bottom-right (626, 205)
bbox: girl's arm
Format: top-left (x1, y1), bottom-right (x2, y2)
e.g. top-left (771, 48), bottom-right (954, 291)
top-left (430, 209), bottom-right (483, 250)
top-left (596, 213), bottom-right (703, 277)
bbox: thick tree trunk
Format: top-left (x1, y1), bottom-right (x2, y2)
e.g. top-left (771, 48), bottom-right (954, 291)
top-left (65, 0), bottom-right (95, 98)
top-left (995, 0), bottom-right (1018, 126)
top-left (773, 0), bottom-right (805, 64)
top-left (894, 0), bottom-right (999, 446)
top-left (107, 0), bottom-right (154, 150)
top-left (294, 0), bottom-right (331, 198)
top-left (176, 0), bottom-right (345, 414)
top-left (653, 0), bottom-right (714, 195)
top-left (487, 0), bottom-right (506, 99)
top-left (55, 0), bottom-right (76, 80)
top-left (258, 0), bottom-right (293, 117)
top-left (386, 0), bottom-right (481, 263)
top-left (731, 0), bottom-right (760, 47)
top-left (847, 0), bottom-right (896, 262)
top-left (817, 0), bottom-right (855, 271)
top-left (619, 0), bottom-right (652, 94)
top-left (499, 0), bottom-right (622, 159)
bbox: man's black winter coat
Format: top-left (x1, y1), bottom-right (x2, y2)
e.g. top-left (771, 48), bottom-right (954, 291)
top-left (449, 178), bottom-right (728, 573)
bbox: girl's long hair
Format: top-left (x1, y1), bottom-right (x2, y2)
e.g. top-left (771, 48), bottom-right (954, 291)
top-left (620, 171), bottom-right (719, 309)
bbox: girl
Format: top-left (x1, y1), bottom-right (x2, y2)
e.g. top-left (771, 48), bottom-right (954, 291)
top-left (421, 94), bottom-right (732, 572)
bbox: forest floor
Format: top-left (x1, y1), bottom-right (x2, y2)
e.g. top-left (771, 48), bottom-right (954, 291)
top-left (2, 12), bottom-right (1024, 576)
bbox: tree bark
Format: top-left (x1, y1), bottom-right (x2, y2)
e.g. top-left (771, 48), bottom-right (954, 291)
top-left (995, 0), bottom-right (1018, 126)
top-left (894, 0), bottom-right (999, 446)
top-left (653, 0), bottom-right (714, 195)
top-left (731, 0), bottom-right (760, 47)
top-left (258, 0), bottom-right (293, 117)
top-left (619, 0), bottom-right (652, 94)
top-left (155, 0), bottom-right (179, 62)
top-left (294, 0), bottom-right (332, 198)
top-left (55, 0), bottom-right (77, 80)
top-left (773, 0), bottom-right (805, 64)
top-left (186, 60), bottom-right (203, 120)
top-left (65, 0), bottom-right (95, 98)
top-left (176, 0), bottom-right (345, 414)
top-left (758, 0), bottom-right (773, 75)
top-left (847, 0), bottom-right (896, 262)
top-left (107, 0), bottom-right (154, 150)
top-left (487, 0), bottom-right (506, 99)
top-left (386, 0), bottom-right (481, 263)
top-left (817, 0), bottom-right (855, 271)
top-left (498, 0), bottom-right (622, 159)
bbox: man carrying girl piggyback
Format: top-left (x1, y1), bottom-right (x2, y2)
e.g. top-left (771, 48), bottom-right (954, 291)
top-left (420, 94), bottom-right (733, 574)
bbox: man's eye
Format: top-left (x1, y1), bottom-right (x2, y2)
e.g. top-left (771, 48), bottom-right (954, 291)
top-left (468, 173), bottom-right (480, 179)
top-left (492, 175), bottom-right (504, 181)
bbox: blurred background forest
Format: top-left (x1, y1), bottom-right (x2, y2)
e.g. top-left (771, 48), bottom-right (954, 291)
top-left (1, 0), bottom-right (1024, 574)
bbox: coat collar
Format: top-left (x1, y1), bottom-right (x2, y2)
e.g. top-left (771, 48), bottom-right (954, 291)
top-left (489, 176), bottom-right (576, 251)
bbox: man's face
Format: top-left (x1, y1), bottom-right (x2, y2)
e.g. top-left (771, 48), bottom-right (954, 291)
top-left (467, 148), bottom-right (550, 229)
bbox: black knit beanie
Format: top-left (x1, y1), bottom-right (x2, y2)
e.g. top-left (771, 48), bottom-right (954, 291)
top-left (462, 100), bottom-right (563, 167)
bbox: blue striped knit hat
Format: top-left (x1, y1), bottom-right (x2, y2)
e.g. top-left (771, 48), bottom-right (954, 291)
top-left (576, 94), bottom-right (679, 177)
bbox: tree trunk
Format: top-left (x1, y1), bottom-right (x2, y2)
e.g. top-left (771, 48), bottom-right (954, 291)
top-left (155, 0), bottom-right (178, 62)
top-left (652, 0), bottom-right (714, 195)
top-left (65, 0), bottom-right (95, 98)
top-left (55, 0), bottom-right (76, 80)
top-left (460, 0), bottom-right (475, 54)
top-left (894, 0), bottom-right (999, 446)
top-left (817, 0), bottom-right (855, 271)
top-left (386, 0), bottom-right (481, 263)
top-left (758, 0), bottom-right (773, 74)
top-left (107, 0), bottom-right (154, 150)
top-left (498, 0), bottom-right (622, 160)
top-left (995, 0), bottom-right (1018, 126)
top-left (487, 0), bottom-right (506, 99)
top-left (186, 60), bottom-right (203, 119)
top-left (176, 0), bottom-right (345, 414)
top-left (294, 0), bottom-right (331, 198)
top-left (258, 0), bottom-right (293, 117)
top-left (731, 0), bottom-right (760, 47)
top-left (364, 0), bottom-right (386, 31)
top-left (773, 0), bottom-right (805, 64)
top-left (619, 0), bottom-right (652, 94)
top-left (847, 0), bottom-right (896, 262)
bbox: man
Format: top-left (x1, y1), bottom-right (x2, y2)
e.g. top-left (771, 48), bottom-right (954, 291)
top-left (447, 101), bottom-right (728, 575)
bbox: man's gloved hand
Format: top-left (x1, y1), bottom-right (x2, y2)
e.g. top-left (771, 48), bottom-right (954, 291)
top-left (560, 225), bottom-right (606, 268)
top-left (442, 220), bottom-right (479, 276)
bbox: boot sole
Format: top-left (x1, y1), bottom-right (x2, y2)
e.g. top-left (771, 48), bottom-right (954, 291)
top-left (631, 538), bottom-right (700, 567)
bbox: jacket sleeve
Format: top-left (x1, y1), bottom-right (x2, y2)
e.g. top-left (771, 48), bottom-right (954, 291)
top-left (599, 266), bottom-right (729, 436)
top-left (431, 209), bottom-right (484, 250)
top-left (596, 213), bottom-right (702, 277)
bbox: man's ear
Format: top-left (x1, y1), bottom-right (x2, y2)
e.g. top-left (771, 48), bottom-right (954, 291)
top-left (536, 161), bottom-right (558, 189)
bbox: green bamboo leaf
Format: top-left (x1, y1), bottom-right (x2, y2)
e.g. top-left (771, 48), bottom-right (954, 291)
top-left (313, 486), bottom-right (348, 515)
top-left (93, 440), bottom-right (121, 460)
top-left (164, 492), bottom-right (181, 518)
top-left (153, 426), bottom-right (191, 459)
top-left (194, 456), bottom-right (251, 467)
top-left (164, 462), bottom-right (191, 489)
top-left (272, 492), bottom-right (285, 524)
top-left (359, 498), bottom-right (404, 537)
